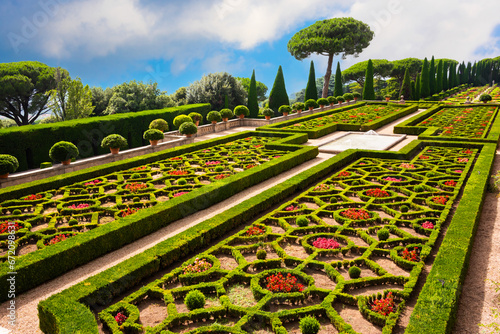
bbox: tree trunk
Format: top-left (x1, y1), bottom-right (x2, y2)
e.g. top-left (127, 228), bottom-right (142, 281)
top-left (322, 53), bottom-right (334, 98)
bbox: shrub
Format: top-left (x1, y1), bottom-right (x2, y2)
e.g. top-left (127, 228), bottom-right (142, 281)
top-left (400, 205), bottom-right (409, 213)
top-left (40, 162), bottom-right (52, 169)
top-left (293, 102), bottom-right (305, 111)
top-left (336, 96), bottom-right (345, 103)
top-left (256, 249), bottom-right (267, 260)
top-left (296, 216), bottom-right (309, 227)
top-left (348, 266), bottom-right (361, 278)
top-left (330, 197), bottom-right (337, 203)
top-left (214, 166), bottom-right (224, 172)
top-left (377, 228), bottom-right (390, 241)
top-left (130, 173), bottom-right (140, 179)
top-left (184, 290), bottom-right (206, 310)
top-left (179, 122), bottom-right (198, 135)
top-left (413, 185), bottom-right (424, 192)
top-left (262, 108), bottom-right (274, 117)
top-left (0, 154), bottom-right (19, 175)
top-left (343, 93), bottom-right (354, 101)
top-left (299, 316), bottom-right (320, 334)
top-left (480, 94), bottom-right (492, 102)
top-left (173, 115), bottom-right (192, 129)
top-left (143, 129), bottom-right (164, 141)
top-left (353, 92), bottom-right (361, 99)
top-left (148, 118), bottom-right (169, 132)
top-left (188, 112), bottom-right (203, 124)
top-left (207, 110), bottom-right (222, 122)
top-left (49, 141), bottom-right (79, 163)
top-left (327, 96), bottom-right (337, 105)
top-left (278, 105), bottom-right (291, 114)
top-left (133, 197), bottom-right (140, 203)
top-left (234, 105), bottom-right (250, 116)
top-left (220, 108), bottom-right (234, 119)
top-left (101, 134), bottom-right (128, 149)
top-left (305, 99), bottom-right (317, 109)
top-left (317, 98), bottom-right (328, 106)
top-left (12, 209), bottom-right (22, 215)
top-left (68, 219), bottom-right (78, 226)
top-left (177, 178), bottom-right (187, 185)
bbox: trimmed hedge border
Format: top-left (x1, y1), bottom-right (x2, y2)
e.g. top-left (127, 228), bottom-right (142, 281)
top-left (0, 104), bottom-right (210, 172)
top-left (0, 131), bottom-right (316, 299)
top-left (38, 139), bottom-right (492, 333)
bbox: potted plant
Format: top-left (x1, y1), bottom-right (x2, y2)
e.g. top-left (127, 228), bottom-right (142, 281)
top-left (143, 129), bottom-right (164, 146)
top-left (49, 141), bottom-right (79, 165)
top-left (327, 96), bottom-right (337, 106)
top-left (207, 110), bottom-right (222, 124)
top-left (188, 112), bottom-right (203, 126)
top-left (385, 94), bottom-right (391, 102)
top-left (173, 115), bottom-right (193, 129)
top-left (292, 102), bottom-right (304, 113)
top-left (336, 96), bottom-right (345, 105)
top-left (353, 92), bottom-right (361, 102)
top-left (317, 98), bottom-right (328, 109)
top-left (0, 154), bottom-right (19, 178)
top-left (234, 105), bottom-right (250, 119)
top-left (278, 105), bottom-right (291, 116)
top-left (343, 93), bottom-right (354, 103)
top-left (305, 99), bottom-right (317, 111)
top-left (220, 108), bottom-right (233, 122)
top-left (101, 134), bottom-right (128, 154)
top-left (480, 94), bottom-right (492, 103)
top-left (179, 122), bottom-right (198, 138)
top-left (262, 108), bottom-right (274, 120)
top-left (149, 119), bottom-right (169, 132)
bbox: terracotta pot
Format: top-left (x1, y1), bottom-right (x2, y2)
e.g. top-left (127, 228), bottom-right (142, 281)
top-left (185, 134), bottom-right (193, 138)
top-left (222, 118), bottom-right (228, 122)
top-left (385, 97), bottom-right (390, 102)
top-left (110, 147), bottom-right (120, 154)
top-left (345, 100), bottom-right (351, 104)
top-left (354, 98), bottom-right (358, 102)
top-left (211, 121), bottom-right (217, 124)
top-left (338, 102), bottom-right (342, 105)
top-left (62, 159), bottom-right (71, 165)
top-left (195, 120), bottom-right (200, 126)
top-left (308, 107), bottom-right (314, 111)
top-left (319, 105), bottom-right (325, 109)
top-left (149, 140), bottom-right (159, 146)
top-left (238, 114), bottom-right (245, 119)
top-left (330, 103), bottom-right (335, 106)
top-left (283, 112), bottom-right (289, 116)
top-left (297, 109), bottom-right (302, 113)
top-left (265, 116), bottom-right (271, 120)
top-left (0, 173), bottom-right (9, 179)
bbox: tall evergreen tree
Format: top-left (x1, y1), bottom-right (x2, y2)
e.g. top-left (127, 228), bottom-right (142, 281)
top-left (436, 60), bottom-right (443, 93)
top-left (465, 62), bottom-right (472, 84)
top-left (362, 59), bottom-right (375, 100)
top-left (411, 80), bottom-right (416, 101)
top-left (449, 63), bottom-right (456, 89)
top-left (268, 66), bottom-right (289, 114)
top-left (442, 61), bottom-right (449, 91)
top-left (429, 56), bottom-right (436, 95)
top-left (471, 62), bottom-right (477, 85)
top-left (334, 62), bottom-right (343, 97)
top-left (400, 67), bottom-right (412, 100)
top-left (247, 70), bottom-right (259, 118)
top-left (420, 58), bottom-right (430, 98)
top-left (415, 73), bottom-right (421, 101)
top-left (305, 61), bottom-right (318, 101)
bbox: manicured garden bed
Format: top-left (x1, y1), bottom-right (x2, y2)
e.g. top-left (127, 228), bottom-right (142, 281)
top-left (38, 140), bottom-right (493, 334)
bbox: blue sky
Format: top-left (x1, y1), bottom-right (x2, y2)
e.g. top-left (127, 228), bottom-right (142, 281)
top-left (1, 0), bottom-right (499, 98)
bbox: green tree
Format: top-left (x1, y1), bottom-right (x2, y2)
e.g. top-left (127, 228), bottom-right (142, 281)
top-left (442, 61), bottom-right (449, 91)
top-left (429, 56), bottom-right (436, 95)
top-left (236, 77), bottom-right (268, 101)
top-left (420, 58), bottom-right (430, 98)
top-left (186, 72), bottom-right (246, 111)
top-left (0, 61), bottom-right (58, 125)
top-left (268, 66), bottom-right (290, 113)
top-left (247, 70), bottom-right (259, 118)
top-left (436, 60), bottom-right (443, 93)
top-left (171, 87), bottom-right (187, 106)
top-left (362, 59), bottom-right (375, 100)
top-left (342, 59), bottom-right (393, 89)
top-left (400, 67), bottom-right (412, 100)
top-left (305, 61), bottom-right (318, 101)
top-left (334, 62), bottom-right (343, 97)
top-left (415, 74), bottom-right (421, 100)
top-left (390, 58), bottom-right (423, 86)
top-left (449, 63), bottom-right (457, 89)
top-left (91, 86), bottom-right (113, 116)
top-left (287, 18), bottom-right (374, 98)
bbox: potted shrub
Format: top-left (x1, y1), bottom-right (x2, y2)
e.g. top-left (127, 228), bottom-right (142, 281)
top-left (385, 94), bottom-right (391, 102)
top-left (173, 115), bottom-right (192, 129)
top-left (188, 112), bottom-right (203, 126)
top-left (336, 96), bottom-right (345, 105)
top-left (143, 129), bottom-right (164, 146)
top-left (49, 141), bottom-right (79, 165)
top-left (480, 94), bottom-right (492, 103)
top-left (179, 121), bottom-right (198, 137)
top-left (278, 105), bottom-right (291, 116)
top-left (0, 154), bottom-right (19, 178)
top-left (353, 92), bottom-right (361, 102)
top-left (305, 99), bottom-right (317, 111)
top-left (317, 98), bottom-right (328, 109)
top-left (262, 108), bottom-right (274, 120)
top-left (292, 102), bottom-right (304, 113)
top-left (101, 134), bottom-right (127, 154)
top-left (343, 93), bottom-right (354, 103)
top-left (149, 119), bottom-right (169, 132)
top-left (234, 105), bottom-right (250, 119)
top-left (207, 110), bottom-right (221, 124)
top-left (327, 96), bottom-right (337, 106)
top-left (220, 108), bottom-right (233, 122)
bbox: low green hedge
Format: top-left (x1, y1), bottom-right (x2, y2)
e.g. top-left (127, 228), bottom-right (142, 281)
top-left (0, 104), bottom-right (210, 172)
top-left (0, 131), bottom-right (316, 299)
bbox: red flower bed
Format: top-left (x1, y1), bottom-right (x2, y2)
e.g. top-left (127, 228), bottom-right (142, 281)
top-left (366, 188), bottom-right (390, 198)
top-left (0, 221), bottom-right (22, 234)
top-left (115, 312), bottom-right (128, 325)
top-left (444, 180), bottom-right (457, 187)
top-left (312, 237), bottom-right (340, 249)
top-left (285, 205), bottom-right (300, 211)
top-left (340, 208), bottom-right (370, 220)
top-left (402, 247), bottom-right (419, 262)
top-left (173, 191), bottom-right (189, 197)
top-left (183, 258), bottom-right (212, 274)
top-left (336, 171), bottom-right (350, 178)
top-left (23, 194), bottom-right (43, 201)
top-left (245, 226), bottom-right (265, 236)
top-left (431, 196), bottom-right (449, 205)
top-left (422, 221), bottom-right (434, 229)
top-left (84, 179), bottom-right (101, 187)
top-left (371, 292), bottom-right (395, 316)
top-left (46, 234), bottom-right (71, 246)
top-left (120, 207), bottom-right (138, 217)
top-left (313, 184), bottom-right (330, 191)
top-left (214, 174), bottom-right (230, 180)
top-left (168, 170), bottom-right (189, 176)
top-left (124, 182), bottom-right (148, 193)
top-left (67, 203), bottom-right (90, 210)
top-left (265, 272), bottom-right (305, 293)
top-left (205, 161), bottom-right (221, 165)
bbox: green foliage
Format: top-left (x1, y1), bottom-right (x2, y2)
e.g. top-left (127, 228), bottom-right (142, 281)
top-left (377, 228), bottom-right (390, 241)
top-left (184, 290), bottom-right (206, 310)
top-left (236, 74), bottom-right (268, 102)
top-left (296, 216), bottom-right (309, 227)
top-left (334, 62), bottom-right (343, 98)
top-left (342, 93), bottom-right (354, 101)
top-left (143, 129), bottom-right (164, 141)
top-left (234, 105), bottom-right (250, 117)
top-left (269, 66), bottom-right (290, 113)
top-left (327, 96), bottom-right (337, 104)
top-left (188, 112), bottom-right (202, 124)
top-left (420, 58), bottom-right (430, 98)
top-left (348, 266), bottom-right (361, 278)
top-left (171, 87), bottom-right (187, 106)
top-left (173, 115), bottom-right (193, 129)
top-left (435, 61), bottom-right (443, 93)
top-left (336, 96), bottom-right (345, 103)
top-left (305, 99), bottom-right (317, 109)
top-left (415, 74), bottom-right (421, 101)
top-left (256, 249), bottom-right (267, 260)
top-left (177, 178), bottom-right (187, 186)
top-left (278, 105), bottom-right (291, 115)
top-left (317, 98), bottom-right (329, 106)
top-left (186, 72), bottom-right (247, 111)
top-left (429, 56), bottom-right (436, 95)
top-left (178, 122), bottom-right (198, 135)
top-left (90, 86), bottom-right (113, 116)
top-left (353, 92), bottom-right (361, 99)
top-left (363, 59), bottom-right (375, 100)
top-left (12, 209), bottom-right (22, 215)
top-left (149, 118), bottom-right (169, 132)
top-left (343, 59), bottom-right (393, 88)
top-left (263, 108), bottom-right (275, 117)
top-left (207, 110), bottom-right (222, 122)
top-left (101, 134), bottom-right (128, 149)
top-left (401, 205), bottom-right (409, 213)
top-left (480, 94), bottom-right (492, 102)
top-left (49, 141), bottom-right (79, 162)
top-left (390, 58), bottom-right (423, 86)
top-left (305, 61), bottom-right (318, 101)
top-left (400, 67), bottom-right (412, 100)
top-left (299, 316), bottom-right (320, 334)
top-left (40, 162), bottom-right (52, 169)
top-left (68, 219), bottom-right (78, 226)
top-left (220, 108), bottom-right (234, 119)
top-left (245, 70), bottom-right (260, 118)
top-left (0, 154), bottom-right (19, 175)
top-left (293, 102), bottom-right (305, 111)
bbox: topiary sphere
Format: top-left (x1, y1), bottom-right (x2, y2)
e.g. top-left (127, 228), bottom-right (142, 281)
top-left (256, 249), bottom-right (267, 260)
top-left (330, 197), bottom-right (337, 203)
top-left (343, 93), bottom-right (354, 101)
top-left (353, 92), bottom-right (361, 99)
top-left (214, 166), bottom-right (224, 172)
top-left (336, 96), bottom-right (345, 102)
top-left (12, 209), bottom-right (22, 215)
top-left (188, 112), bottom-right (203, 124)
top-left (377, 228), bottom-right (390, 241)
top-left (179, 121), bottom-right (198, 135)
top-left (0, 154), bottom-right (19, 175)
top-left (133, 197), bottom-right (140, 203)
top-left (348, 266), bottom-right (361, 279)
top-left (305, 99), bottom-right (317, 109)
top-left (101, 134), bottom-right (128, 149)
top-left (49, 141), bottom-right (79, 163)
top-left (177, 178), bottom-right (187, 185)
top-left (293, 102), bottom-right (305, 111)
top-left (278, 105), bottom-right (291, 114)
top-left (480, 94), bottom-right (492, 102)
top-left (317, 98), bottom-right (328, 106)
top-left (173, 115), bottom-right (193, 129)
top-left (299, 316), bottom-right (320, 334)
top-left (400, 205), bottom-right (409, 213)
top-left (207, 110), bottom-right (222, 122)
top-left (130, 173), bottom-right (140, 179)
top-left (68, 218), bottom-right (78, 226)
top-left (143, 129), bottom-right (164, 141)
top-left (327, 96), bottom-right (337, 104)
top-left (296, 216), bottom-right (309, 227)
top-left (413, 185), bottom-right (424, 192)
top-left (184, 289), bottom-right (206, 310)
top-left (149, 119), bottom-right (169, 132)
top-left (220, 108), bottom-right (234, 119)
top-left (262, 108), bottom-right (275, 117)
top-left (234, 105), bottom-right (250, 116)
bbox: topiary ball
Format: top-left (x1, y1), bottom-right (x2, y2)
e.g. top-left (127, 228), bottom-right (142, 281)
top-left (296, 216), bottom-right (309, 227)
top-left (0, 154), bottom-right (19, 175)
top-left (68, 218), bottom-right (78, 226)
top-left (133, 197), bottom-right (140, 203)
top-left (256, 249), bottom-right (267, 260)
top-left (179, 122), bottom-right (198, 135)
top-left (220, 108), bottom-right (234, 119)
top-left (188, 112), bottom-right (203, 124)
top-left (173, 115), bottom-right (193, 129)
top-left (413, 185), bottom-right (424, 192)
top-left (400, 205), bottom-right (409, 213)
top-left (149, 119), bottom-right (169, 132)
top-left (317, 98), bottom-right (328, 106)
top-left (343, 93), bottom-right (354, 101)
top-left (305, 99), bottom-right (317, 109)
top-left (278, 105), bottom-right (291, 114)
top-left (184, 289), bottom-right (206, 310)
top-left (348, 266), bottom-right (361, 279)
top-left (262, 108), bottom-right (275, 117)
top-left (49, 141), bottom-right (79, 163)
top-left (234, 105), bottom-right (250, 117)
top-left (177, 178), bottom-right (187, 185)
top-left (299, 315), bottom-right (320, 334)
top-left (327, 96), bottom-right (337, 105)
top-left (101, 134), bottom-right (128, 149)
top-left (207, 110), bottom-right (222, 122)
top-left (377, 228), bottom-right (390, 241)
top-left (143, 129), bottom-right (164, 141)
top-left (214, 166), bottom-right (224, 172)
top-left (330, 197), bottom-right (337, 203)
top-left (130, 173), bottom-right (140, 179)
top-left (12, 209), bottom-right (22, 215)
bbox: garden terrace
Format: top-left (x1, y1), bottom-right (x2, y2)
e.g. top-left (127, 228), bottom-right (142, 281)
top-left (0, 131), bottom-right (318, 297)
top-left (38, 140), bottom-right (493, 334)
top-left (443, 85), bottom-right (489, 104)
top-left (257, 102), bottom-right (418, 139)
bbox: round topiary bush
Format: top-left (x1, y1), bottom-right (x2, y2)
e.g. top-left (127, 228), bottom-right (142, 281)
top-left (68, 218), bottom-right (78, 226)
top-left (262, 108), bottom-right (274, 117)
top-left (12, 209), bottom-right (22, 215)
top-left (234, 105), bottom-right (250, 117)
top-left (317, 98), bottom-right (328, 106)
top-left (296, 216), bottom-right (309, 227)
top-left (143, 129), bottom-right (164, 141)
top-left (220, 108), bottom-right (234, 120)
top-left (336, 96), bottom-right (345, 103)
top-left (173, 115), bottom-right (193, 129)
top-left (256, 249), bottom-right (267, 260)
top-left (343, 93), bottom-right (354, 101)
top-left (278, 105), bottom-right (291, 114)
top-left (179, 122), bottom-right (198, 136)
top-left (0, 154), bottom-right (19, 175)
top-left (130, 173), bottom-right (140, 179)
top-left (49, 141), bottom-right (79, 163)
top-left (184, 290), bottom-right (206, 311)
top-left (149, 119), bottom-right (169, 132)
top-left (177, 178), bottom-right (187, 185)
top-left (133, 197), bottom-right (140, 203)
top-left (305, 99), bottom-right (317, 110)
top-left (413, 185), bottom-right (424, 192)
top-left (188, 112), bottom-right (203, 125)
top-left (353, 92), bottom-right (361, 100)
top-left (327, 96), bottom-right (337, 105)
top-left (207, 110), bottom-right (222, 123)
top-left (293, 102), bottom-right (305, 111)
top-left (348, 266), bottom-right (361, 279)
top-left (101, 134), bottom-right (128, 149)
top-left (377, 228), bottom-right (390, 241)
top-left (330, 197), bottom-right (337, 203)
top-left (214, 166), bottom-right (224, 172)
top-left (400, 205), bottom-right (409, 213)
top-left (299, 316), bottom-right (320, 334)
top-left (480, 94), bottom-right (492, 102)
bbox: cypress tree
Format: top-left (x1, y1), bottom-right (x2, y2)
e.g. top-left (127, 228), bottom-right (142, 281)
top-left (429, 56), bottom-right (436, 95)
top-left (454, 63), bottom-right (460, 87)
top-left (411, 80), bottom-right (416, 101)
top-left (420, 58), bottom-right (430, 98)
top-left (415, 73), bottom-right (421, 101)
top-left (334, 62), bottom-right (343, 97)
top-left (436, 60), bottom-right (443, 93)
top-left (471, 62), bottom-right (477, 85)
top-left (305, 61), bottom-right (318, 101)
top-left (224, 95), bottom-right (229, 108)
top-left (362, 59), bottom-right (375, 100)
top-left (442, 61), bottom-right (449, 91)
top-left (247, 70), bottom-right (259, 118)
top-left (268, 65), bottom-right (290, 114)
top-left (449, 63), bottom-right (456, 89)
top-left (400, 67), bottom-right (412, 100)
top-left (465, 62), bottom-right (472, 84)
